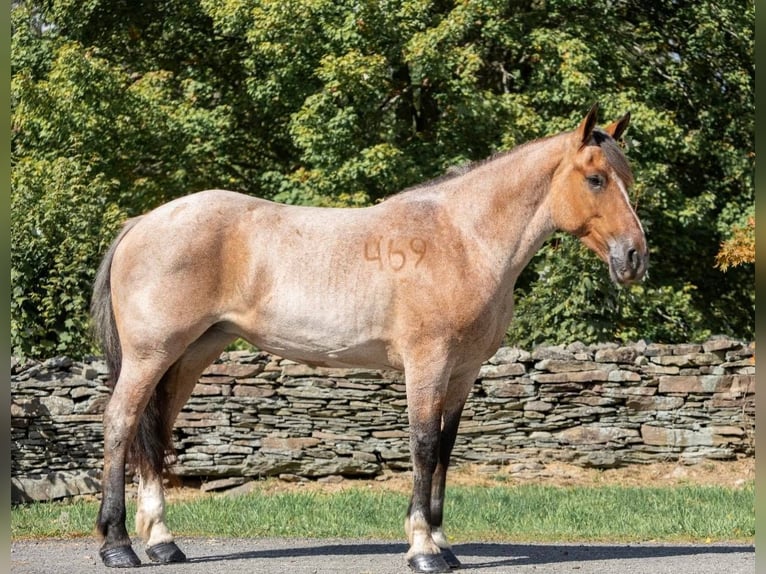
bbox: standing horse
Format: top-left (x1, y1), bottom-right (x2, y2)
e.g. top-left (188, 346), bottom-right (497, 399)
top-left (91, 104), bottom-right (647, 572)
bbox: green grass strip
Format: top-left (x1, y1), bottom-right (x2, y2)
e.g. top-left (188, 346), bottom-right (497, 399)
top-left (11, 483), bottom-right (754, 543)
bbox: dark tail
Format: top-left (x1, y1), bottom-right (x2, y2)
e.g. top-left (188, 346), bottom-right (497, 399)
top-left (90, 216), bottom-right (173, 476)
top-left (90, 217), bottom-right (142, 387)
top-left (133, 374), bottom-right (176, 477)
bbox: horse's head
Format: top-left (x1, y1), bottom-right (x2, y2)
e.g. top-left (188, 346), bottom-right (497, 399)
top-left (550, 104), bottom-right (648, 285)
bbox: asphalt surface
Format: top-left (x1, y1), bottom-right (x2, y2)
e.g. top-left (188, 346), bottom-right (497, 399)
top-left (11, 537), bottom-right (754, 574)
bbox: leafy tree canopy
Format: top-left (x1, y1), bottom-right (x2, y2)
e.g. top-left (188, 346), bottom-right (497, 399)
top-left (11, 0), bottom-right (754, 358)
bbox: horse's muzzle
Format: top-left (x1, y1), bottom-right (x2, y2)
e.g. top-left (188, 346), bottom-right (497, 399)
top-left (609, 241), bottom-right (649, 285)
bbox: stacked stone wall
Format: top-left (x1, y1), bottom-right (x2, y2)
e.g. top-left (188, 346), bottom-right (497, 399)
top-left (11, 338), bottom-right (754, 501)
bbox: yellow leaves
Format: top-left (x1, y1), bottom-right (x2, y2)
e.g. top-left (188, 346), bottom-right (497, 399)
top-left (715, 217), bottom-right (754, 271)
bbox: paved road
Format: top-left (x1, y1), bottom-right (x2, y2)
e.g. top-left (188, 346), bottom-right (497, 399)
top-left (11, 537), bottom-right (754, 574)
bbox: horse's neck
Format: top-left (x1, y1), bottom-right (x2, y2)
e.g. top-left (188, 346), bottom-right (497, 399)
top-left (445, 135), bottom-right (567, 286)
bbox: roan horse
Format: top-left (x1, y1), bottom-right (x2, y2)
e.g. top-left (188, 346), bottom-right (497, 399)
top-left (91, 104), bottom-right (647, 572)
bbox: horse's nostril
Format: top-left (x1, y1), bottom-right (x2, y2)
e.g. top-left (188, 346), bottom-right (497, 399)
top-left (628, 248), bottom-right (639, 270)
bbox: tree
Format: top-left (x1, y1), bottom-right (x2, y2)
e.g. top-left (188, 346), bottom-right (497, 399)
top-left (11, 0), bottom-right (754, 357)
top-left (716, 217), bottom-right (755, 272)
top-left (12, 2), bottom-right (244, 356)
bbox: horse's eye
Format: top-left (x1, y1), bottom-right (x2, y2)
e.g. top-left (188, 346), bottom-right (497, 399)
top-left (586, 174), bottom-right (605, 190)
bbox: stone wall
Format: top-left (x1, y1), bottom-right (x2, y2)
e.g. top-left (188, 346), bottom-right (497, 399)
top-left (11, 337), bottom-right (754, 501)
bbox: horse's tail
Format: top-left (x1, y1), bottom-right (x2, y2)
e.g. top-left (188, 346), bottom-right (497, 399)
top-left (90, 216), bottom-right (175, 478)
top-left (91, 217), bottom-right (141, 387)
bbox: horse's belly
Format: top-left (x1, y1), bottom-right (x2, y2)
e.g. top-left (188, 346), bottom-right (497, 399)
top-left (235, 292), bottom-right (398, 370)
top-left (255, 335), bottom-right (397, 370)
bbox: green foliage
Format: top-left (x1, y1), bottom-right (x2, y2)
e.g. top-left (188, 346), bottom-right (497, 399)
top-left (11, 157), bottom-right (125, 357)
top-left (507, 237), bottom-right (711, 347)
top-left (11, 0), bottom-right (754, 357)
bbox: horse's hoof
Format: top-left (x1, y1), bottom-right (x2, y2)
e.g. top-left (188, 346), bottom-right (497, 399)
top-left (407, 553), bottom-right (452, 573)
top-left (146, 541), bottom-right (187, 563)
top-left (99, 545), bottom-right (141, 568)
top-left (441, 547), bottom-right (462, 569)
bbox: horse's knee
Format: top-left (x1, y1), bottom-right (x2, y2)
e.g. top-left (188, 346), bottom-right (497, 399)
top-left (410, 417), bottom-right (441, 472)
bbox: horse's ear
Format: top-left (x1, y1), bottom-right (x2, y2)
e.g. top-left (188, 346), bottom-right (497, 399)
top-left (604, 112), bottom-right (631, 141)
top-left (577, 103), bottom-right (599, 146)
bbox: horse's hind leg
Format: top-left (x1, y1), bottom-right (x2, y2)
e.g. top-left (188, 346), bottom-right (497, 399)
top-left (97, 356), bottom-right (175, 567)
top-left (135, 327), bottom-right (236, 563)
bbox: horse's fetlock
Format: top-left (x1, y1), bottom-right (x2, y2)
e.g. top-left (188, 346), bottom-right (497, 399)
top-left (431, 527), bottom-right (451, 550)
top-left (136, 511), bottom-right (174, 547)
top-left (134, 512), bottom-right (150, 540)
top-left (404, 515), bottom-right (412, 544)
top-left (406, 536), bottom-right (442, 561)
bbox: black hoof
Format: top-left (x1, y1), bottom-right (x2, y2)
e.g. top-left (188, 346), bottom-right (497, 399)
top-left (441, 547), bottom-right (462, 569)
top-left (407, 553), bottom-right (451, 573)
top-left (146, 541), bottom-right (187, 563)
top-left (100, 545), bottom-right (141, 568)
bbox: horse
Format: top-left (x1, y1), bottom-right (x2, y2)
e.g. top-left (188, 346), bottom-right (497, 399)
top-left (90, 104), bottom-right (647, 572)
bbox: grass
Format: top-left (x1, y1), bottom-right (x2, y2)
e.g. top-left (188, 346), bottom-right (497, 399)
top-left (446, 484), bottom-right (754, 542)
top-left (11, 481), bottom-right (754, 543)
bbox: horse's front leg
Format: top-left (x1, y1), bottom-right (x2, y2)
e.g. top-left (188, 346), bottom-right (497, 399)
top-left (429, 410), bottom-right (464, 570)
top-left (404, 361), bottom-right (453, 573)
top-left (406, 415), bottom-right (449, 573)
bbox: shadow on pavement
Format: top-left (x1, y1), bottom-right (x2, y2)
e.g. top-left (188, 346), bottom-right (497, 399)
top-left (185, 541), bottom-right (403, 564)
top-left (457, 542), bottom-right (754, 570)
top-left (183, 540), bottom-right (754, 570)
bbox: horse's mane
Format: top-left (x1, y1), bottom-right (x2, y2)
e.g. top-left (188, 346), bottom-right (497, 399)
top-left (394, 137), bottom-right (549, 198)
top-left (394, 128), bottom-right (633, 199)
